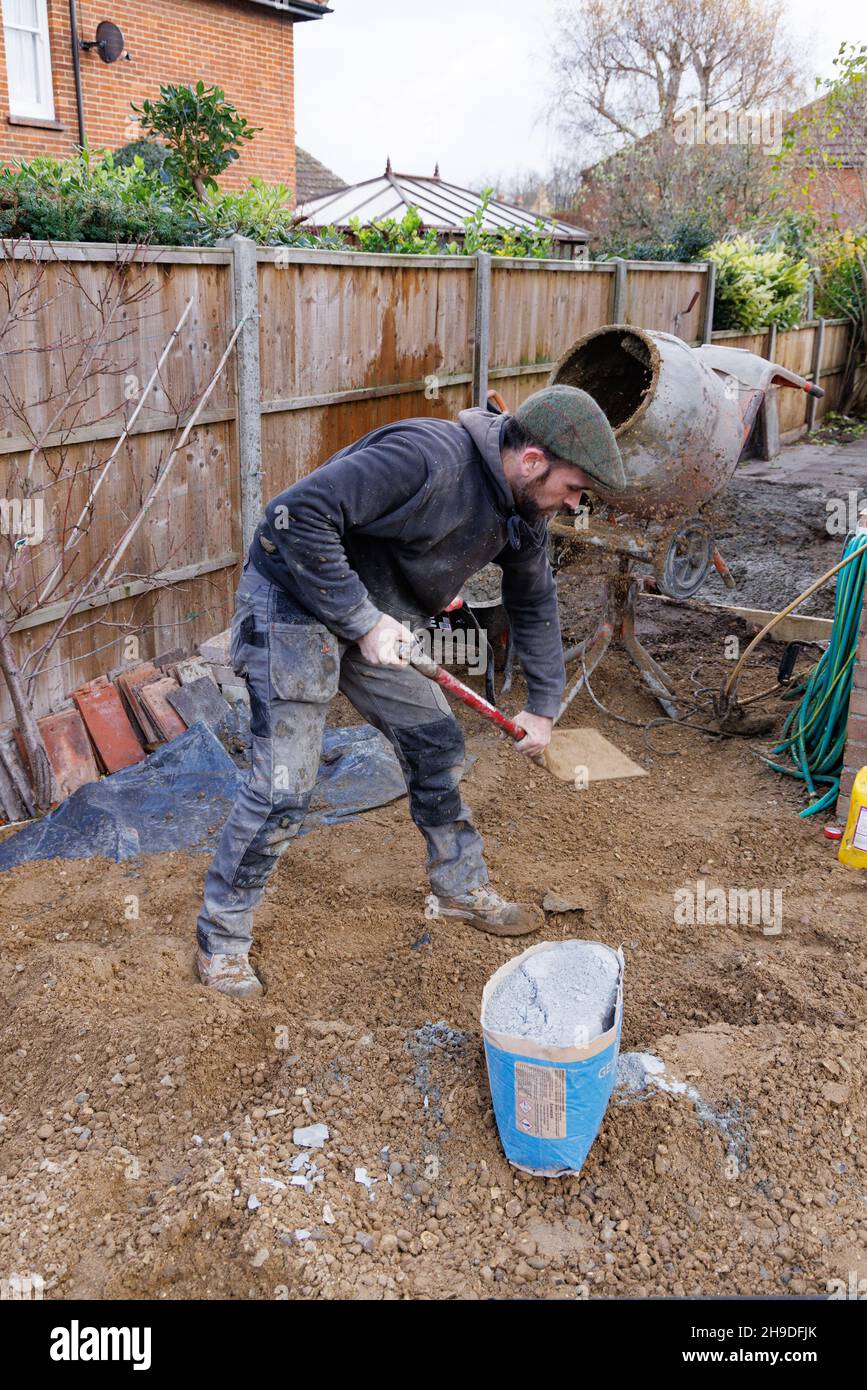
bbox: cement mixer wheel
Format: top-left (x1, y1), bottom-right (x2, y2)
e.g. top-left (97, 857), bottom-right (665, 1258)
top-left (654, 518), bottom-right (714, 599)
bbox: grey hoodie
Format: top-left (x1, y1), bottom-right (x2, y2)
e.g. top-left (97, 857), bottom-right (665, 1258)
top-left (250, 407), bottom-right (566, 717)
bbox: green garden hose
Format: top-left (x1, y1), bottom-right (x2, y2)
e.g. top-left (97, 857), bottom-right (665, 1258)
top-left (765, 532), bottom-right (867, 817)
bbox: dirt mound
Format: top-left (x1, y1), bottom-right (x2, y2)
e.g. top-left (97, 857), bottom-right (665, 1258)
top-left (2, 624), bottom-right (864, 1298)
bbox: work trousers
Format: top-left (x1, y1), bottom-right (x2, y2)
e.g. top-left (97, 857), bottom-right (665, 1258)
top-left (196, 561), bottom-right (488, 956)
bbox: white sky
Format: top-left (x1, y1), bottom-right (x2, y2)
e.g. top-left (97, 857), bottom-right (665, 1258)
top-left (294, 0), bottom-right (867, 190)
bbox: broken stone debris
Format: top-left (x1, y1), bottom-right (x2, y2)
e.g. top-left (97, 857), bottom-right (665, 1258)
top-left (292, 1123), bottom-right (329, 1148)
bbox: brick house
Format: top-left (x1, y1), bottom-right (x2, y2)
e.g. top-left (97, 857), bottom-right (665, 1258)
top-left (0, 0), bottom-right (331, 192)
top-left (572, 94), bottom-right (867, 245)
top-left (783, 94), bottom-right (867, 229)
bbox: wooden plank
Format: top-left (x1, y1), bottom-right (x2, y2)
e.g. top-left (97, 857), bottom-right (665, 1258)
top-left (640, 591), bottom-right (833, 642)
top-left (628, 266), bottom-right (706, 338)
top-left (7, 552), bottom-right (241, 635)
top-left (702, 260), bottom-right (715, 343)
top-left (807, 319), bottom-right (826, 431)
top-left (0, 405), bottom-right (237, 458)
top-left (488, 264), bottom-right (612, 372)
top-left (257, 247), bottom-right (477, 270)
top-left (1, 242), bottom-right (232, 265)
top-left (261, 372), bottom-right (475, 416)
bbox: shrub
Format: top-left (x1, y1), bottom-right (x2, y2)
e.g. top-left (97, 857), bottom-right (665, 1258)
top-left (815, 227), bottom-right (867, 322)
top-left (598, 215), bottom-right (718, 264)
top-left (460, 189), bottom-right (554, 258)
top-left (113, 138), bottom-right (168, 175)
top-left (703, 237), bottom-right (811, 331)
top-left (348, 206), bottom-right (441, 254)
top-left (0, 150), bottom-right (198, 245)
top-left (131, 82), bottom-right (258, 200)
top-left (346, 192), bottom-right (556, 258)
top-left (196, 178), bottom-right (346, 248)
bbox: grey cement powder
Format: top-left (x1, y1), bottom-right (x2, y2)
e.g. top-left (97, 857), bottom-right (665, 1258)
top-left (484, 942), bottom-right (620, 1047)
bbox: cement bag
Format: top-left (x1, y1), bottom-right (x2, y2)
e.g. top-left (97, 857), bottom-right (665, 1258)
top-left (481, 940), bottom-right (624, 1177)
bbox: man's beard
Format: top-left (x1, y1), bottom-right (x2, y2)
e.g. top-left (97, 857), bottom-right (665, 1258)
top-left (513, 466), bottom-right (558, 524)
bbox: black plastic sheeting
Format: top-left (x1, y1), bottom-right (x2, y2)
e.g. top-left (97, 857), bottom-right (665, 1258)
top-left (0, 721), bottom-right (406, 870)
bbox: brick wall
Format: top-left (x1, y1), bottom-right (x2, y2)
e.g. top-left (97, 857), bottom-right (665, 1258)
top-left (0, 0), bottom-right (306, 193)
top-left (837, 531), bottom-right (867, 820)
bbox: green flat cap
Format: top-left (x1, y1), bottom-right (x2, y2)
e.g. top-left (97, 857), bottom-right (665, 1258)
top-left (514, 384), bottom-right (628, 492)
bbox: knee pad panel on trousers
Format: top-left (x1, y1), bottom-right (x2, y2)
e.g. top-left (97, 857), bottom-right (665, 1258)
top-left (392, 716), bottom-right (465, 827)
top-left (232, 802), bottom-right (307, 887)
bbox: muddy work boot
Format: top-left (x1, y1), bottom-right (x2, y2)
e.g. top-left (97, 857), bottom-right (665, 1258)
top-left (425, 887), bottom-right (543, 938)
top-left (196, 946), bottom-right (263, 999)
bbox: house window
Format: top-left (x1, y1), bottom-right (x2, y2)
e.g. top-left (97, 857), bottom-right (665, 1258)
top-left (2, 0), bottom-right (55, 120)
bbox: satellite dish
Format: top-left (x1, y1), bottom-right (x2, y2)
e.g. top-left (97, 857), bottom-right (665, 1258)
top-left (92, 20), bottom-right (126, 63)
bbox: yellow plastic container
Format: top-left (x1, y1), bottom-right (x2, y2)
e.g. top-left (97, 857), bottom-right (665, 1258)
top-left (838, 766), bottom-right (867, 870)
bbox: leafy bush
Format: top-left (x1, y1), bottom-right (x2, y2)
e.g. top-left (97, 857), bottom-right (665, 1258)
top-left (0, 151), bottom-right (347, 248)
top-left (348, 205), bottom-right (441, 254)
top-left (598, 215), bottom-right (718, 264)
top-left (131, 82), bottom-right (258, 200)
top-left (460, 188), bottom-right (554, 258)
top-left (0, 126), bottom-right (558, 259)
top-left (815, 228), bottom-right (867, 322)
top-left (113, 138), bottom-right (168, 175)
top-left (197, 178), bottom-right (345, 248)
top-left (0, 150), bottom-right (198, 245)
top-left (703, 237), bottom-right (811, 331)
top-left (347, 191), bottom-right (555, 258)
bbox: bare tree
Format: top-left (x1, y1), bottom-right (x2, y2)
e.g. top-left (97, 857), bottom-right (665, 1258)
top-left (578, 130), bottom-right (782, 249)
top-left (0, 242), bottom-right (242, 811)
top-left (550, 0), bottom-right (805, 154)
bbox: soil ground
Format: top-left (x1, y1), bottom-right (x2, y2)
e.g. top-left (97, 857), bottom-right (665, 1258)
top-left (1, 437), bottom-right (865, 1301)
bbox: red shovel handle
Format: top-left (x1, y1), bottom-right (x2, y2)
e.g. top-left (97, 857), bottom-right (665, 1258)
top-left (402, 644), bottom-right (527, 742)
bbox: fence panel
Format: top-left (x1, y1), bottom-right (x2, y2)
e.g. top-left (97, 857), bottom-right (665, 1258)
top-left (626, 264), bottom-right (708, 340)
top-left (487, 261), bottom-right (615, 409)
top-left (257, 251), bottom-right (476, 497)
top-left (709, 320), bottom-right (851, 437)
top-left (0, 245), bottom-right (239, 720)
top-left (0, 240), bottom-right (855, 726)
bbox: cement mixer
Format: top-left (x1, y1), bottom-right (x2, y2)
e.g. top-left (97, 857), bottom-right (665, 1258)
top-left (545, 324), bottom-right (824, 718)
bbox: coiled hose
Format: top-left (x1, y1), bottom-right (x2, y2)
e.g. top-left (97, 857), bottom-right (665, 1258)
top-left (764, 532), bottom-right (867, 817)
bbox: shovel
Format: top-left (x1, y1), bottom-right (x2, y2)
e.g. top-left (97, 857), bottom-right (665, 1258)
top-left (402, 644), bottom-right (643, 784)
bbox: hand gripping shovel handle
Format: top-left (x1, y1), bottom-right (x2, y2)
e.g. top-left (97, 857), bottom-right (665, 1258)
top-left (400, 643), bottom-right (527, 742)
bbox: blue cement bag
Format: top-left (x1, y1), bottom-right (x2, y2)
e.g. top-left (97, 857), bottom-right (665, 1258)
top-left (481, 941), bottom-right (624, 1177)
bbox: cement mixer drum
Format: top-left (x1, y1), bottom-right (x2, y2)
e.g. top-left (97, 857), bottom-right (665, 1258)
top-left (549, 325), bottom-right (745, 519)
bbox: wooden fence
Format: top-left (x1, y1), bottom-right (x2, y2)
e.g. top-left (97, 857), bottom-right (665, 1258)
top-left (0, 238), bottom-right (853, 720)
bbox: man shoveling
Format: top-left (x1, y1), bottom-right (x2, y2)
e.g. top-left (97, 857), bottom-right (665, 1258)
top-left (195, 386), bottom-right (626, 997)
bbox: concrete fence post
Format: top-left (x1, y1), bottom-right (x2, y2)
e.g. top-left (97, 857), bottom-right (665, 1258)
top-left (702, 261), bottom-right (716, 344)
top-left (224, 234), bottom-right (263, 556)
top-left (472, 251), bottom-right (492, 408)
top-left (807, 318), bottom-right (826, 434)
top-left (611, 257), bottom-right (628, 323)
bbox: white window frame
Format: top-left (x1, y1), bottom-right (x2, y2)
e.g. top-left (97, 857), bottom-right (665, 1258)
top-left (2, 0), bottom-right (56, 121)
